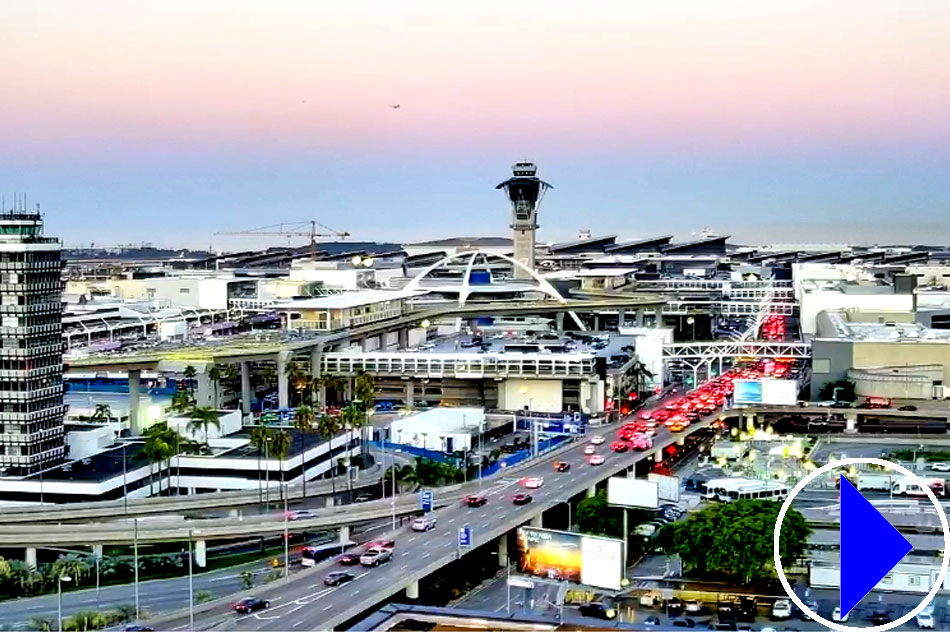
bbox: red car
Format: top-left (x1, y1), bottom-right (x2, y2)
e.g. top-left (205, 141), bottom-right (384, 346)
top-left (338, 553), bottom-right (361, 566)
top-left (629, 433), bottom-right (653, 451)
top-left (611, 441), bottom-right (629, 453)
top-left (365, 539), bottom-right (395, 550)
top-left (512, 493), bottom-right (533, 505)
top-left (465, 494), bottom-right (488, 507)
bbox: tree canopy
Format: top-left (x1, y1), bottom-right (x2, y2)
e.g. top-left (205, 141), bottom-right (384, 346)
top-left (659, 499), bottom-right (810, 584)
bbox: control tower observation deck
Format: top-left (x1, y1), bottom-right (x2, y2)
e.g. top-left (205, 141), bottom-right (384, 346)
top-left (496, 161), bottom-right (551, 280)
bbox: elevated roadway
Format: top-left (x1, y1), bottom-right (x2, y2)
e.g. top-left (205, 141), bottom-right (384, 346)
top-left (139, 418), bottom-right (714, 632)
top-left (65, 295), bottom-right (666, 370)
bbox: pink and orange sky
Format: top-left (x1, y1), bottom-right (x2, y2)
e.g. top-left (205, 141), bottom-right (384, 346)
top-left (1, 1), bottom-right (949, 247)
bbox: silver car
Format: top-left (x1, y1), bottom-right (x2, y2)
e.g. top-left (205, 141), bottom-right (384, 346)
top-left (411, 517), bottom-right (438, 532)
top-left (360, 547), bottom-right (393, 567)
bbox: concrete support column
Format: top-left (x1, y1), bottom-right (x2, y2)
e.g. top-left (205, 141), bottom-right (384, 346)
top-left (277, 352), bottom-right (291, 410)
top-left (195, 370), bottom-right (214, 408)
top-left (677, 436), bottom-right (685, 447)
top-left (398, 328), bottom-right (409, 349)
top-left (593, 315), bottom-right (601, 331)
top-left (310, 345), bottom-right (325, 408)
top-left (530, 513), bottom-right (543, 528)
top-left (406, 580), bottom-right (420, 600)
top-left (405, 381), bottom-right (414, 407)
top-left (339, 525), bottom-right (350, 544)
top-left (556, 313), bottom-right (565, 332)
top-left (25, 547), bottom-right (36, 570)
top-left (635, 309), bottom-right (644, 327)
top-left (128, 370), bottom-right (141, 434)
top-left (240, 361), bottom-right (252, 417)
top-left (587, 484), bottom-right (596, 498)
top-left (618, 309), bottom-right (626, 328)
top-left (845, 414), bottom-right (857, 433)
top-left (345, 377), bottom-right (354, 401)
top-left (497, 535), bottom-right (508, 567)
top-left (195, 539), bottom-right (207, 568)
top-left (655, 450), bottom-right (664, 463)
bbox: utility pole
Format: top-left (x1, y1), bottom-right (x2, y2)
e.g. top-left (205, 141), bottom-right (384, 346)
top-left (133, 518), bottom-right (140, 620)
top-left (284, 485), bottom-right (290, 582)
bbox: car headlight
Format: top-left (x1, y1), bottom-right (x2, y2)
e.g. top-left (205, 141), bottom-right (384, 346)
top-left (606, 609), bottom-right (616, 619)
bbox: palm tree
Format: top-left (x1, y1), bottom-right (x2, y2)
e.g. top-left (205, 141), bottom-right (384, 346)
top-left (89, 404), bottom-right (113, 423)
top-left (284, 362), bottom-right (309, 407)
top-left (187, 407), bottom-right (221, 448)
top-left (317, 374), bottom-right (346, 407)
top-left (142, 432), bottom-right (169, 497)
top-left (339, 405), bottom-right (363, 498)
top-left (208, 365), bottom-right (222, 408)
top-left (315, 413), bottom-right (341, 498)
top-left (171, 388), bottom-right (195, 415)
top-left (353, 371), bottom-right (375, 458)
top-left (50, 554), bottom-right (90, 588)
top-left (271, 430), bottom-right (292, 499)
top-left (293, 405), bottom-right (315, 498)
top-left (248, 425), bottom-right (272, 504)
top-left (183, 365), bottom-right (198, 392)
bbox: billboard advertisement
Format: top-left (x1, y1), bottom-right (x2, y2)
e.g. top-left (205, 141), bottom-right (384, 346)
top-left (607, 476), bottom-right (659, 509)
top-left (734, 379), bottom-right (797, 406)
top-left (517, 527), bottom-right (625, 591)
top-left (648, 473), bottom-right (681, 502)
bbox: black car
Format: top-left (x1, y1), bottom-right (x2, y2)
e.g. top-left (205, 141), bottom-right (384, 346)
top-left (708, 623), bottom-right (737, 631)
top-left (233, 597), bottom-right (270, 614)
top-left (717, 603), bottom-right (737, 621)
top-left (324, 571), bottom-right (355, 586)
top-left (871, 611), bottom-right (890, 625)
top-left (338, 553), bottom-right (361, 566)
top-left (512, 493), bottom-right (533, 505)
top-left (668, 597), bottom-right (684, 615)
top-left (354, 493), bottom-right (374, 503)
top-left (578, 603), bottom-right (616, 620)
top-left (645, 616), bottom-right (661, 626)
top-left (798, 601), bottom-right (818, 621)
top-left (672, 618), bottom-right (696, 628)
top-left (899, 404), bottom-right (918, 411)
top-left (124, 627), bottom-right (154, 632)
top-left (465, 494), bottom-right (488, 507)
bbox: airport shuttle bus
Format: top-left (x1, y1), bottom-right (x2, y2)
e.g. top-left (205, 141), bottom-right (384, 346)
top-left (699, 477), bottom-right (789, 502)
top-left (301, 541), bottom-right (356, 567)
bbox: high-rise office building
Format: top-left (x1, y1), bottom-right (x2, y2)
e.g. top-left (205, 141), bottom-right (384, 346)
top-left (0, 205), bottom-right (65, 475)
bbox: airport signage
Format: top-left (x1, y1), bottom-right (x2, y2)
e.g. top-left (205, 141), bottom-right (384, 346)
top-left (458, 525), bottom-right (472, 548)
top-left (420, 490), bottom-right (433, 513)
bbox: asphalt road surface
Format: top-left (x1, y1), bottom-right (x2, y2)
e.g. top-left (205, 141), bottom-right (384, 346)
top-left (173, 412), bottom-right (702, 631)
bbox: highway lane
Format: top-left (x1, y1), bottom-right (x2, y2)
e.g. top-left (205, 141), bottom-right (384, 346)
top-left (178, 417), bottom-right (707, 632)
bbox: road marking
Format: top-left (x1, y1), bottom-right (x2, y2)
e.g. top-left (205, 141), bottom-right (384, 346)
top-left (401, 564), bottom-right (409, 570)
top-left (482, 523), bottom-right (489, 528)
top-left (355, 571), bottom-right (370, 580)
top-left (423, 552), bottom-right (431, 559)
top-left (293, 620), bottom-right (307, 628)
top-left (408, 536), bottom-right (416, 542)
top-left (401, 551), bottom-right (410, 557)
top-left (322, 604), bottom-right (334, 611)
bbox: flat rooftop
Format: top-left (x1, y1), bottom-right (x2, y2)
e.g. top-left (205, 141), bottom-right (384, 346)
top-left (274, 289), bottom-right (423, 310)
top-left (819, 310), bottom-right (950, 342)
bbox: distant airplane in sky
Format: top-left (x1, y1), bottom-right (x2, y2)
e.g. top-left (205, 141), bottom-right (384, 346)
top-left (390, 104), bottom-right (401, 109)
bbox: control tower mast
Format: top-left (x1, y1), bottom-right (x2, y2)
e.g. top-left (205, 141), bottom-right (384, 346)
top-left (496, 161), bottom-right (551, 279)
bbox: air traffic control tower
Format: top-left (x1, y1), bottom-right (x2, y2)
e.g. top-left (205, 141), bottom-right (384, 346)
top-left (496, 161), bottom-right (551, 279)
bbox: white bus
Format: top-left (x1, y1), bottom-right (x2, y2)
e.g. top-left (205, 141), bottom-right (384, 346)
top-left (700, 477), bottom-right (789, 502)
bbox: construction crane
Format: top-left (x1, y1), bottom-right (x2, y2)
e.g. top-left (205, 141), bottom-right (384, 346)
top-left (215, 221), bottom-right (351, 260)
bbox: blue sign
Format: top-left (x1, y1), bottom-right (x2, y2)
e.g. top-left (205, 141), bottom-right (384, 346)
top-left (839, 475), bottom-right (913, 616)
top-left (458, 525), bottom-right (472, 548)
top-left (421, 490), bottom-right (433, 513)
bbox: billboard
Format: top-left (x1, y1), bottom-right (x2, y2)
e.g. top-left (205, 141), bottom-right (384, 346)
top-left (734, 379), bottom-right (797, 406)
top-left (517, 527), bottom-right (625, 591)
top-left (607, 477), bottom-right (659, 509)
top-left (648, 473), bottom-right (681, 502)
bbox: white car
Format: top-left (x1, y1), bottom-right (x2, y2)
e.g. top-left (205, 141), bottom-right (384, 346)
top-left (583, 445), bottom-right (596, 455)
top-left (411, 517), bottom-right (437, 532)
top-left (933, 463), bottom-right (950, 472)
top-left (832, 606), bottom-right (849, 623)
top-left (522, 477), bottom-right (544, 489)
top-left (590, 435), bottom-right (606, 445)
top-left (771, 599), bottom-right (792, 620)
top-left (587, 454), bottom-right (605, 466)
top-left (917, 612), bottom-right (934, 629)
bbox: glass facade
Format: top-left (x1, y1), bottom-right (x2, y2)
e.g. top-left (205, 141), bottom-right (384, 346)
top-left (0, 212), bottom-right (65, 475)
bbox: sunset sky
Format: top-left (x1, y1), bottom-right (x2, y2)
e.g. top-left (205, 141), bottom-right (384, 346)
top-left (1, 1), bottom-right (949, 248)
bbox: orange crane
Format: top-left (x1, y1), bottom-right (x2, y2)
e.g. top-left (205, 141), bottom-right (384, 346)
top-left (215, 221), bottom-right (350, 260)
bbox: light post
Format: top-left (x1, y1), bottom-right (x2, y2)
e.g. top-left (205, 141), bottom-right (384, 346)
top-left (188, 529), bottom-right (195, 631)
top-left (264, 435), bottom-right (273, 511)
top-left (283, 484), bottom-right (290, 582)
top-left (57, 574), bottom-right (72, 632)
top-left (491, 550), bottom-right (512, 614)
top-left (478, 419), bottom-right (484, 491)
top-left (122, 442), bottom-right (128, 514)
top-left (133, 517), bottom-right (140, 620)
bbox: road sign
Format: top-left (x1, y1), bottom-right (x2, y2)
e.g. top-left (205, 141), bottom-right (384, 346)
top-left (420, 490), bottom-right (433, 513)
top-left (458, 525), bottom-right (472, 548)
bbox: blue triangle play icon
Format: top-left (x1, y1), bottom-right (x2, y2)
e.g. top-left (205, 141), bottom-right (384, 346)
top-left (840, 475), bottom-right (913, 616)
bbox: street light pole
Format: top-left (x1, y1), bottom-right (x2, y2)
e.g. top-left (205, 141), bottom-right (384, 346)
top-left (188, 529), bottom-right (195, 631)
top-left (133, 517), bottom-right (140, 620)
top-left (283, 485), bottom-right (290, 582)
top-left (122, 443), bottom-right (128, 515)
top-left (57, 574), bottom-right (72, 632)
top-left (478, 420), bottom-right (483, 491)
